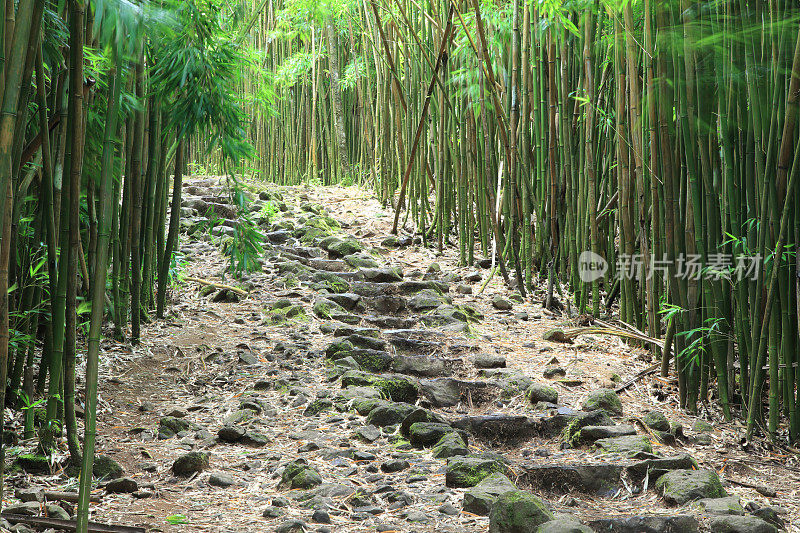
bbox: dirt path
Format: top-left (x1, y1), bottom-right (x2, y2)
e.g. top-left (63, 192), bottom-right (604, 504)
top-left (9, 179), bottom-right (796, 533)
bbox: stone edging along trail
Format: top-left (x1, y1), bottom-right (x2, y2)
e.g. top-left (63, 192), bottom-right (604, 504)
top-left (27, 177), bottom-right (792, 533)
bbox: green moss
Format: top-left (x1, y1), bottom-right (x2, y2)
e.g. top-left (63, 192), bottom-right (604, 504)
top-left (446, 457), bottom-right (509, 488)
top-left (16, 454), bottom-right (50, 474)
top-left (353, 398), bottom-right (386, 415)
top-left (313, 271), bottom-right (350, 293)
top-left (375, 378), bottom-right (419, 403)
top-left (266, 304), bottom-right (306, 324)
top-left (326, 340), bottom-right (355, 358)
top-left (354, 353), bottom-right (391, 373)
top-left (313, 299), bottom-right (344, 319)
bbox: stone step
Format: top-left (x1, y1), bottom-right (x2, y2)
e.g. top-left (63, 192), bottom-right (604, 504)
top-left (453, 415), bottom-right (539, 443)
top-left (520, 463), bottom-right (624, 496)
top-left (586, 515), bottom-right (699, 533)
top-left (419, 378), bottom-right (502, 408)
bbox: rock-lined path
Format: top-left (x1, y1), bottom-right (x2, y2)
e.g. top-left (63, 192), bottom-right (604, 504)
top-left (12, 178), bottom-right (794, 533)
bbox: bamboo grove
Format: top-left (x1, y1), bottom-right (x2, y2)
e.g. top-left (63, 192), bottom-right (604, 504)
top-left (245, 0), bottom-right (800, 444)
top-left (0, 0), bottom-right (252, 528)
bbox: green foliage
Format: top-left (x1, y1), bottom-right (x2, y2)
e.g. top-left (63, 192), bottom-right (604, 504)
top-left (259, 201), bottom-right (279, 222)
top-left (151, 0), bottom-right (254, 164)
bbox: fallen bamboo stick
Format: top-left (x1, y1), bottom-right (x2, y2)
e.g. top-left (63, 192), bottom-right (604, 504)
top-left (1, 514), bottom-right (145, 533)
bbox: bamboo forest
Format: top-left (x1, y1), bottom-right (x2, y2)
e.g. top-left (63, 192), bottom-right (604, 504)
top-left (0, 0), bottom-right (797, 531)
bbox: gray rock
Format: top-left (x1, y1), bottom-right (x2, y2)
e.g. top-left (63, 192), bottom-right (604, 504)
top-left (106, 477), bottom-right (138, 493)
top-left (445, 456), bottom-right (510, 488)
top-left (281, 460), bottom-right (322, 490)
top-left (707, 515), bottom-right (777, 533)
top-left (643, 410), bottom-right (670, 432)
top-left (172, 452), bottom-right (210, 477)
top-left (472, 354), bottom-right (506, 369)
top-left (488, 490), bottom-right (553, 532)
top-left (312, 509), bottom-right (331, 523)
top-left (218, 425), bottom-right (246, 442)
top-left (408, 422), bottom-right (461, 448)
top-left (626, 454), bottom-right (698, 479)
top-left (463, 473), bottom-right (517, 515)
top-left (356, 425), bottom-right (381, 442)
top-left (594, 434), bottom-right (653, 456)
top-left (262, 506), bottom-right (285, 518)
top-left (535, 519), bottom-right (594, 533)
top-left (275, 519), bottom-right (306, 533)
top-left (419, 378), bottom-right (462, 407)
top-left (492, 296), bottom-right (513, 311)
top-left (361, 267), bottom-right (403, 283)
top-left (380, 459), bottom-right (410, 473)
top-left (432, 432), bottom-right (469, 459)
top-left (209, 473), bottom-right (236, 487)
top-left (576, 425), bottom-right (636, 443)
top-left (695, 496), bottom-right (744, 515)
top-left (526, 384), bottom-right (558, 404)
top-left (588, 515), bottom-right (699, 532)
top-left (522, 464), bottom-right (622, 495)
top-left (439, 503), bottom-right (460, 516)
top-left (750, 506), bottom-right (786, 529)
top-left (366, 402), bottom-right (417, 427)
top-left (656, 469), bottom-right (726, 505)
top-left (543, 366), bottom-right (566, 379)
top-left (404, 510), bottom-right (429, 523)
top-left (582, 389), bottom-right (623, 416)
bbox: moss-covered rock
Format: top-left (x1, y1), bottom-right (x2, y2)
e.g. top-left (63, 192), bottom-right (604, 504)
top-left (656, 469), bottom-right (727, 505)
top-left (93, 454), bottom-right (124, 479)
top-left (445, 456), bottom-right (510, 488)
top-left (172, 451), bottom-right (210, 477)
top-left (643, 410), bottom-right (670, 432)
top-left (15, 454), bottom-right (50, 474)
top-left (408, 290), bottom-right (447, 312)
top-left (281, 460), bottom-right (322, 489)
top-left (488, 490), bottom-right (553, 533)
top-left (361, 267), bottom-right (403, 283)
top-left (303, 399), bottom-right (334, 417)
top-left (313, 298), bottom-right (345, 319)
top-left (562, 410), bottom-right (615, 446)
top-left (352, 397), bottom-right (388, 416)
top-left (582, 388), bottom-right (623, 416)
top-left (344, 253), bottom-right (380, 269)
top-left (158, 416), bottom-right (191, 438)
top-left (326, 340), bottom-right (355, 359)
top-left (692, 419), bottom-right (714, 433)
top-left (340, 371), bottom-right (420, 403)
top-left (312, 271), bottom-right (350, 293)
top-left (526, 384), bottom-right (559, 405)
top-left (463, 473), bottom-right (517, 515)
top-left (693, 496), bottom-right (744, 516)
top-left (594, 434), bottom-right (653, 456)
top-left (325, 238), bottom-right (363, 257)
top-left (366, 402), bottom-right (416, 427)
top-left (542, 329), bottom-right (573, 344)
top-left (408, 423), bottom-right (461, 448)
top-left (266, 303), bottom-right (305, 324)
top-left (432, 432), bottom-right (469, 459)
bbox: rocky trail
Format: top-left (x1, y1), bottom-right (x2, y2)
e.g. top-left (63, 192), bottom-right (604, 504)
top-left (5, 178), bottom-right (798, 533)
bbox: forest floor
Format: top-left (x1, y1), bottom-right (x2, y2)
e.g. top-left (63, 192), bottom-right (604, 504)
top-left (7, 178), bottom-right (799, 533)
